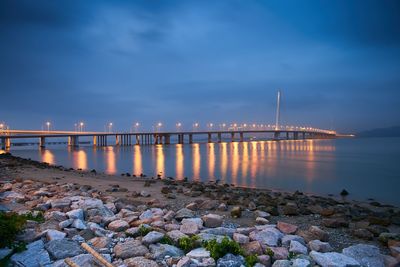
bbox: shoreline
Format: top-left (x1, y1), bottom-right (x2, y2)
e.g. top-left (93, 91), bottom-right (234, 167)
top-left (1, 152), bottom-right (400, 266)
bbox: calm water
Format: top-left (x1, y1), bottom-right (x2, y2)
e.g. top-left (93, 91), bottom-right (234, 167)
top-left (6, 137), bottom-right (400, 206)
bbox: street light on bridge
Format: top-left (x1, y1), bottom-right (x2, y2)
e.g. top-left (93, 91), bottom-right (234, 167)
top-left (193, 122), bottom-right (199, 131)
top-left (79, 122), bottom-right (84, 132)
top-left (107, 122), bottom-right (113, 133)
top-left (46, 121), bottom-right (51, 132)
top-left (156, 122), bottom-right (162, 132)
top-left (176, 122), bottom-right (182, 132)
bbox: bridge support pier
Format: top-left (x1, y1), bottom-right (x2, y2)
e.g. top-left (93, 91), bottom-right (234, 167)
top-left (274, 131), bottom-right (280, 140)
top-left (294, 132), bottom-right (298, 140)
top-left (178, 134), bottom-right (183, 144)
top-left (68, 136), bottom-right (79, 147)
top-left (231, 132), bottom-right (235, 142)
top-left (302, 132), bottom-right (306, 139)
top-left (39, 137), bottom-right (46, 148)
top-left (218, 133), bottom-right (222, 143)
top-left (189, 134), bottom-right (193, 144)
top-left (286, 132), bottom-right (289, 140)
top-left (93, 136), bottom-right (97, 146)
top-left (0, 137), bottom-right (9, 150)
top-left (240, 132), bottom-right (244, 142)
top-left (208, 133), bottom-right (212, 143)
top-left (165, 134), bottom-right (170, 145)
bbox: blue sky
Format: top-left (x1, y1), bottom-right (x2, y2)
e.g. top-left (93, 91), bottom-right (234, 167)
top-left (1, 0), bottom-right (399, 132)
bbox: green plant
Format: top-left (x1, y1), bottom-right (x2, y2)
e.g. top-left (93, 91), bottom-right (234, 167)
top-left (204, 237), bottom-right (243, 260)
top-left (24, 211), bottom-right (45, 223)
top-left (138, 225), bottom-right (152, 236)
top-left (159, 235), bottom-right (173, 245)
top-left (265, 247), bottom-right (274, 258)
top-left (0, 212), bottom-right (28, 248)
top-left (178, 235), bottom-right (200, 253)
top-left (288, 251), bottom-right (297, 260)
top-left (245, 254), bottom-right (258, 267)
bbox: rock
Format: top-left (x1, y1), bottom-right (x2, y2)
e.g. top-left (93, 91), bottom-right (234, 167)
top-left (0, 248), bottom-right (12, 260)
top-left (66, 209), bottom-right (84, 220)
top-left (256, 217), bottom-right (269, 225)
top-left (16, 228), bottom-right (38, 243)
top-left (124, 256), bottom-right (159, 267)
top-left (233, 233), bottom-right (250, 244)
top-left (231, 206), bottom-right (242, 218)
top-left (353, 229), bottom-right (373, 240)
top-left (250, 228), bottom-right (283, 246)
top-left (182, 218), bottom-right (204, 229)
top-left (142, 231), bottom-right (165, 245)
top-left (50, 198), bottom-right (71, 209)
top-left (199, 200), bottom-right (219, 210)
top-left (59, 219), bottom-right (74, 229)
top-left (202, 227), bottom-right (236, 237)
top-left (217, 253), bottom-right (245, 267)
top-left (108, 219), bottom-right (129, 232)
top-left (255, 210), bottom-right (271, 218)
top-left (378, 233), bottom-right (400, 243)
top-left (45, 239), bottom-right (83, 260)
top-left (114, 240), bottom-right (149, 259)
top-left (88, 236), bottom-right (112, 248)
top-left (0, 191), bottom-right (25, 202)
top-left (186, 247), bottom-right (210, 259)
top-left (10, 240), bottom-right (51, 267)
top-left (52, 253), bottom-right (111, 267)
top-left (310, 251), bottom-right (361, 267)
top-left (203, 214), bottom-right (223, 228)
top-left (257, 255), bottom-right (271, 266)
top-left (342, 244), bottom-right (384, 267)
top-left (390, 246), bottom-right (400, 258)
top-left (308, 240), bottom-right (333, 252)
top-left (281, 235), bottom-right (305, 247)
top-left (186, 202), bottom-right (198, 210)
top-left (197, 233), bottom-right (229, 243)
top-left (289, 240), bottom-right (308, 255)
top-left (269, 247), bottom-right (289, 260)
top-left (218, 203), bottom-right (228, 211)
top-left (46, 229), bottom-right (66, 241)
top-left (46, 211), bottom-right (67, 221)
top-left (277, 221), bottom-right (298, 234)
top-left (175, 208), bottom-right (195, 220)
top-left (140, 190), bottom-right (151, 197)
top-left (167, 230), bottom-right (188, 243)
top-left (149, 243), bottom-right (184, 260)
top-left (309, 226), bottom-right (329, 241)
top-left (242, 241), bottom-right (263, 256)
top-left (180, 222), bottom-right (200, 235)
top-left (292, 258), bottom-right (312, 267)
top-left (281, 203), bottom-right (298, 215)
top-left (177, 256), bottom-right (192, 267)
top-left (163, 210), bottom-right (175, 221)
top-left (72, 219), bottom-right (87, 230)
top-left (236, 227), bottom-right (256, 235)
top-left (322, 218), bottom-right (349, 228)
top-left (271, 260), bottom-right (291, 267)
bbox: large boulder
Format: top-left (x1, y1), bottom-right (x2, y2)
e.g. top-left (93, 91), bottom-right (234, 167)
top-left (310, 251), bottom-right (361, 267)
top-left (114, 240), bottom-right (149, 259)
top-left (11, 240), bottom-right (51, 267)
top-left (342, 244), bottom-right (384, 267)
top-left (45, 239), bottom-right (83, 260)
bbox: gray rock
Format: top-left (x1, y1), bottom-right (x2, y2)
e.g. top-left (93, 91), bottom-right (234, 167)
top-left (180, 221), bottom-right (200, 235)
top-left (46, 229), bottom-right (66, 241)
top-left (52, 253), bottom-right (112, 267)
top-left (291, 258), bottom-right (311, 267)
top-left (182, 217), bottom-right (204, 229)
top-left (149, 243), bottom-right (184, 260)
top-left (250, 228), bottom-right (283, 246)
top-left (72, 219), bottom-right (87, 230)
top-left (281, 235), bottom-right (305, 247)
top-left (272, 260), bottom-right (291, 267)
top-left (50, 198), bottom-right (71, 209)
top-left (142, 231), bottom-right (165, 245)
top-left (197, 233), bottom-right (229, 243)
top-left (175, 208), bottom-right (195, 220)
top-left (289, 240), bottom-right (308, 255)
top-left (167, 230), bottom-right (188, 242)
top-left (45, 239), bottom-right (83, 260)
top-left (59, 219), bottom-right (74, 229)
top-left (342, 244), bottom-right (384, 267)
top-left (216, 253), bottom-right (245, 267)
top-left (114, 239), bottom-right (149, 259)
top-left (310, 251), bottom-right (361, 267)
top-left (66, 209), bottom-right (84, 220)
top-left (186, 247), bottom-right (210, 259)
top-left (11, 240), bottom-right (51, 267)
top-left (0, 248), bottom-right (12, 260)
top-left (233, 233), bottom-right (250, 244)
top-left (201, 227), bottom-right (236, 237)
top-left (108, 219), bottom-right (129, 232)
top-left (202, 214), bottom-right (223, 228)
top-left (308, 240), bottom-right (333, 252)
top-left (0, 191), bottom-right (25, 202)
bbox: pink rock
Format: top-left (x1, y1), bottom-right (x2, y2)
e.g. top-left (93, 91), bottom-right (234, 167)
top-left (277, 221), bottom-right (298, 234)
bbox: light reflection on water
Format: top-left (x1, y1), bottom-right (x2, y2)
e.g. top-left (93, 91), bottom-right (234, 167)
top-left (8, 138), bottom-right (400, 205)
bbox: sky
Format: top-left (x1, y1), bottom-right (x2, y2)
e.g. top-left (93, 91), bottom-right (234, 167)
top-left (1, 0), bottom-right (399, 133)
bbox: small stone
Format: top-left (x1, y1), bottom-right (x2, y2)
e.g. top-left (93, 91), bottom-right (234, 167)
top-left (140, 190), bottom-right (151, 197)
top-left (291, 258), bottom-right (311, 267)
top-left (186, 202), bottom-right (198, 210)
top-left (66, 209), bottom-right (84, 220)
top-left (256, 217), bottom-right (269, 225)
top-left (269, 247), bottom-right (289, 260)
top-left (271, 259), bottom-right (290, 267)
top-left (88, 236), bottom-right (112, 248)
top-left (281, 203), bottom-right (298, 215)
top-left (249, 228), bottom-right (283, 247)
top-left (177, 256), bottom-right (191, 267)
top-left (277, 221), bottom-right (298, 234)
top-left (45, 239), bottom-right (83, 260)
top-left (167, 230), bottom-right (188, 243)
top-left (72, 219), bottom-right (87, 230)
top-left (322, 218), bottom-right (349, 228)
top-left (233, 233), bottom-right (250, 244)
top-left (281, 235), bottom-right (305, 247)
top-left (257, 255), bottom-right (271, 266)
top-left (217, 253), bottom-right (245, 267)
top-left (124, 256), bottom-right (158, 267)
top-left (289, 240), bottom-right (308, 255)
top-left (231, 206), bottom-right (242, 218)
top-left (142, 231), bottom-right (164, 245)
top-left (202, 214), bottom-right (223, 228)
top-left (114, 240), bottom-right (149, 259)
top-left (255, 210), bottom-right (271, 218)
top-left (175, 208), bottom-right (195, 220)
top-left (308, 240), bottom-right (333, 252)
top-left (46, 229), bottom-right (66, 241)
top-left (242, 241), bottom-right (263, 256)
top-left (309, 226), bottom-right (329, 241)
top-left (180, 221), bottom-right (199, 235)
top-left (149, 243), bottom-right (184, 260)
top-left (108, 219), bottom-right (129, 232)
top-left (217, 203), bottom-right (228, 211)
top-left (353, 228), bottom-right (373, 240)
top-left (59, 219), bottom-right (74, 229)
top-left (186, 247), bottom-right (210, 259)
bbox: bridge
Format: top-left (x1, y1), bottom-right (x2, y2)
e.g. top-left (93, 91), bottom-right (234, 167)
top-left (0, 127), bottom-right (336, 150)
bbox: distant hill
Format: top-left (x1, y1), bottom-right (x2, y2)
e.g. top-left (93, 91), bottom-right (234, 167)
top-left (357, 126), bottom-right (400, 138)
